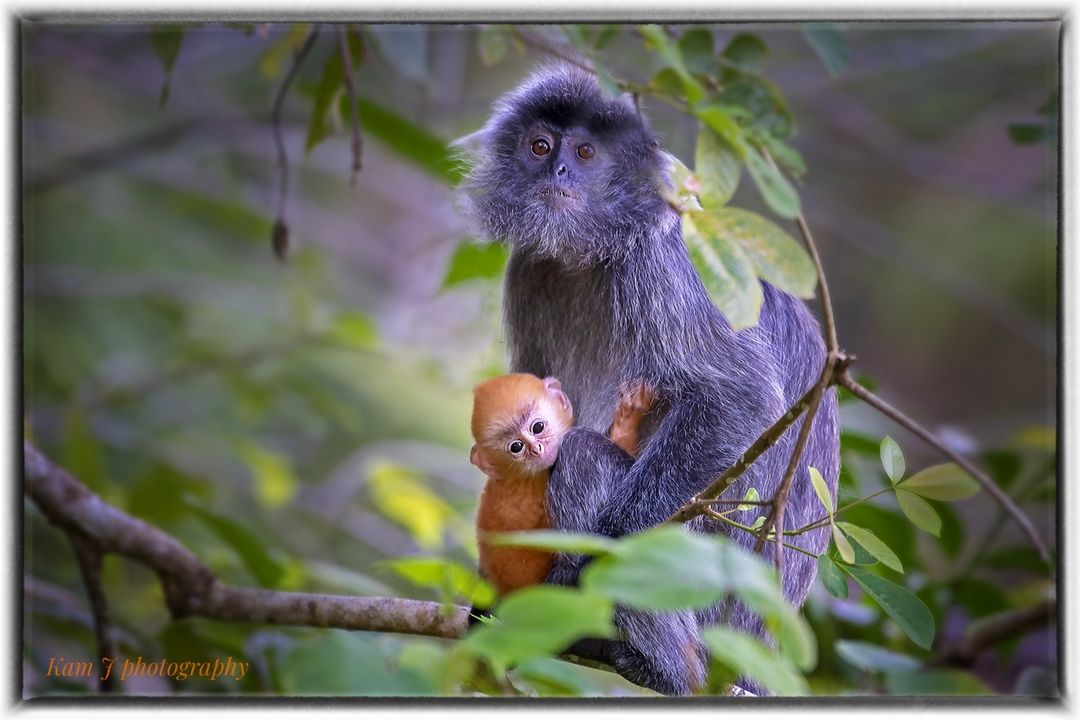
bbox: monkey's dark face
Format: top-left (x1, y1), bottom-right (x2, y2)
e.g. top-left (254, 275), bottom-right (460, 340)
top-left (459, 65), bottom-right (673, 265)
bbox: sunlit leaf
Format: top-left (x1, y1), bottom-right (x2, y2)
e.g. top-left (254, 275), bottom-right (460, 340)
top-left (880, 436), bottom-right (905, 484)
top-left (832, 523), bottom-right (855, 564)
top-left (695, 125), bottom-right (741, 209)
top-left (837, 522), bottom-right (903, 573)
top-left (739, 487), bottom-right (761, 512)
top-left (744, 145), bottom-right (801, 219)
top-left (237, 441), bottom-right (298, 509)
top-left (810, 466), bottom-right (833, 517)
top-left (368, 460), bottom-right (454, 550)
top-left (842, 566), bottom-right (935, 649)
top-left (702, 627), bottom-right (809, 696)
top-left (896, 489), bottom-right (942, 536)
top-left (901, 463), bottom-right (979, 501)
top-left (703, 208), bottom-right (815, 297)
top-left (682, 213), bottom-right (763, 330)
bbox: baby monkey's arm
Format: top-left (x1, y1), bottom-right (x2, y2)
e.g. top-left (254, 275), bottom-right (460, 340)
top-left (608, 381), bottom-right (657, 457)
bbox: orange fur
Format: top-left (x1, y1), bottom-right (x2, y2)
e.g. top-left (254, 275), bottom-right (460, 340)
top-left (471, 374), bottom-right (655, 598)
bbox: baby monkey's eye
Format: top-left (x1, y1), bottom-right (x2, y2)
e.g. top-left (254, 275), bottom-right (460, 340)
top-left (576, 143), bottom-right (595, 160)
top-left (531, 138), bottom-right (551, 157)
top-left (531, 420), bottom-right (546, 434)
top-left (508, 440), bottom-right (525, 455)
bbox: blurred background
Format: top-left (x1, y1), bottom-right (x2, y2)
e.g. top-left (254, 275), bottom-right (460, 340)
top-left (22, 21), bottom-right (1057, 697)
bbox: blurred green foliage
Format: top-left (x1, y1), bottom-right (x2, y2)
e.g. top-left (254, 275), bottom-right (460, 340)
top-left (22, 22), bottom-right (1056, 699)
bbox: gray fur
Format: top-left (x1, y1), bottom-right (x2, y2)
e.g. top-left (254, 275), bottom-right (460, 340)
top-left (458, 65), bottom-right (840, 696)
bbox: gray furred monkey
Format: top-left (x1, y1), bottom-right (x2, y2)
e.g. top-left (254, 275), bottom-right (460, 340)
top-left (457, 65), bottom-right (840, 696)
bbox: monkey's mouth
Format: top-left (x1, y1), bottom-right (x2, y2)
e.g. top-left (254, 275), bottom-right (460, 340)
top-left (537, 186), bottom-right (578, 208)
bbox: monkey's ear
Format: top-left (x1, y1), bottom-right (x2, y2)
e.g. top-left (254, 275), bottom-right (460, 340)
top-left (449, 128), bottom-right (489, 155)
top-left (470, 445), bottom-right (497, 475)
top-left (543, 377), bottom-right (572, 413)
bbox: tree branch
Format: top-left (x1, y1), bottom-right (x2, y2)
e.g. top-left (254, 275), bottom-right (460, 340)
top-left (336, 25), bottom-right (364, 184)
top-left (68, 535), bottom-right (117, 692)
top-left (932, 598), bottom-right (1055, 667)
top-left (835, 370), bottom-right (1050, 563)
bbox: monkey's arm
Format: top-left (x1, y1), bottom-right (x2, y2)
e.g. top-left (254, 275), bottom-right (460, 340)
top-left (607, 382), bottom-right (657, 458)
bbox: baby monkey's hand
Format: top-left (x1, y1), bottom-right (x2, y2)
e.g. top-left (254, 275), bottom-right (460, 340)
top-left (609, 381), bottom-right (658, 457)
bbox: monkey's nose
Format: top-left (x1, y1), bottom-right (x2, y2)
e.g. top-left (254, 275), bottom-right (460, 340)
top-left (528, 441), bottom-right (543, 457)
top-left (556, 163), bottom-right (568, 176)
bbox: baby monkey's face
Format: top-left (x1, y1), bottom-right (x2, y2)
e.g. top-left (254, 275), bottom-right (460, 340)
top-left (470, 375), bottom-right (574, 479)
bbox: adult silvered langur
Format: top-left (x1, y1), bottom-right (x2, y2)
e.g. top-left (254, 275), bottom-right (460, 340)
top-left (457, 64), bottom-right (840, 696)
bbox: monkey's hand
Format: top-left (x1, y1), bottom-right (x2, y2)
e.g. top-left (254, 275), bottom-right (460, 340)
top-left (608, 381), bottom-right (657, 457)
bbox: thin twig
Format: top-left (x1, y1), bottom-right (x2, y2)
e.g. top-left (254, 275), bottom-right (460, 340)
top-left (336, 25), bottom-right (364, 184)
top-left (511, 29), bottom-right (596, 76)
top-left (68, 536), bottom-right (117, 692)
top-left (932, 598), bottom-right (1055, 667)
top-left (836, 370), bottom-right (1050, 563)
top-left (270, 26), bottom-right (321, 260)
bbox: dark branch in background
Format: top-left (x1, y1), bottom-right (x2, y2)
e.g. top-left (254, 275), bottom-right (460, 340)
top-left (270, 26), bottom-right (322, 261)
top-left (834, 370), bottom-right (1049, 561)
top-left (69, 536), bottom-right (116, 692)
top-left (932, 598), bottom-right (1055, 667)
top-left (336, 25), bottom-right (364, 185)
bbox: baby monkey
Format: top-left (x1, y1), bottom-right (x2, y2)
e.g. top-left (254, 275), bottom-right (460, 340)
top-left (470, 374), bottom-right (655, 598)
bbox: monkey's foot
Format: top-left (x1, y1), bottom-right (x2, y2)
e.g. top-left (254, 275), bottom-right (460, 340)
top-left (617, 380), bottom-right (658, 415)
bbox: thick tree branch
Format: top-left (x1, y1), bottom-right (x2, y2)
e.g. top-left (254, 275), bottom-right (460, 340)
top-left (25, 441), bottom-right (467, 640)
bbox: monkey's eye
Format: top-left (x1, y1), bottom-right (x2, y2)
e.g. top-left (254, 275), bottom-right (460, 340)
top-left (531, 138), bottom-right (551, 157)
top-left (531, 420), bottom-right (546, 435)
top-left (508, 440), bottom-right (525, 455)
top-left (576, 143), bottom-right (595, 160)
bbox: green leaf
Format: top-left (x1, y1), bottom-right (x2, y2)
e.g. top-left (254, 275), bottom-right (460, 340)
top-left (818, 554), bottom-right (848, 599)
top-left (896, 489), bottom-right (942, 536)
top-left (880, 436), bottom-right (905, 484)
top-left (639, 25), bottom-right (706, 105)
top-left (738, 487), bottom-right (761, 512)
top-left (485, 530), bottom-right (617, 556)
top-left (835, 640), bottom-right (921, 673)
top-left (884, 669), bottom-right (992, 696)
top-left (702, 628), bottom-right (809, 696)
top-left (682, 213), bottom-right (763, 330)
top-left (952, 579), bottom-right (1010, 620)
top-left (695, 125), bottom-right (741, 209)
top-left (442, 241), bottom-right (509, 288)
top-left (380, 556), bottom-right (495, 607)
top-left (678, 28), bottom-right (716, 76)
top-left (837, 523), bottom-right (903, 573)
top-left (150, 26), bottom-right (186, 107)
top-left (185, 502), bottom-right (285, 588)
top-left (368, 26), bottom-right (429, 84)
top-left (810, 466), bottom-right (833, 518)
top-left (581, 525), bottom-right (732, 610)
top-left (982, 546), bottom-right (1052, 573)
top-left (478, 26), bottom-right (509, 66)
top-left (347, 97), bottom-right (461, 183)
top-left (842, 566), bottom-right (935, 649)
top-left (694, 104), bottom-right (748, 155)
top-left (722, 33), bottom-right (767, 72)
top-left (512, 657), bottom-right (603, 697)
top-left (936, 501), bottom-right (966, 559)
top-left (832, 523), bottom-right (855, 564)
top-left (901, 463), bottom-right (979, 501)
top-left (696, 207), bottom-right (817, 299)
top-left (744, 146), bottom-right (801, 219)
top-left (330, 310), bottom-right (378, 349)
top-left (305, 30), bottom-right (364, 154)
top-left (801, 24), bottom-right (849, 77)
top-left (462, 586), bottom-right (615, 667)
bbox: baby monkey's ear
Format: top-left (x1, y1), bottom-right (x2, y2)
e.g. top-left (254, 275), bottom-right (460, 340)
top-left (470, 444), bottom-right (497, 475)
top-left (543, 377), bottom-right (572, 414)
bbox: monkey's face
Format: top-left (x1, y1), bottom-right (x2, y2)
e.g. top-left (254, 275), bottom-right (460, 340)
top-left (470, 375), bottom-right (574, 478)
top-left (459, 65), bottom-right (670, 265)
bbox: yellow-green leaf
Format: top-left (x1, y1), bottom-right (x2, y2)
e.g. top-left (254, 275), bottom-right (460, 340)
top-left (237, 442), bottom-right (297, 509)
top-left (682, 212), bottom-right (763, 330)
top-left (695, 124), bottom-right (741, 209)
top-left (901, 463), bottom-right (980, 501)
top-left (880, 435), bottom-right (905, 484)
top-left (810, 466), bottom-right (833, 518)
top-left (837, 522), bottom-right (903, 573)
top-left (896, 489), bottom-right (942, 536)
top-left (368, 460), bottom-right (454, 549)
top-left (832, 523), bottom-right (855, 564)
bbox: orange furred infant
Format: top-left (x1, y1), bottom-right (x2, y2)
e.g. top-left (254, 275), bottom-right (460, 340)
top-left (470, 373), bottom-right (654, 598)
